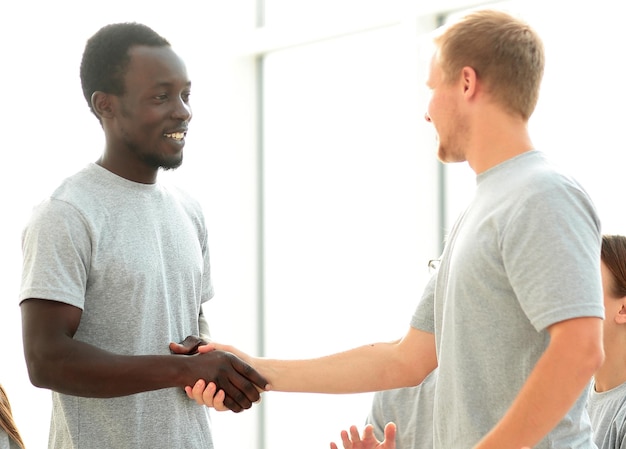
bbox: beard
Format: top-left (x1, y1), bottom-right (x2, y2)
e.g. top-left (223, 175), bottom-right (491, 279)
top-left (143, 151), bottom-right (184, 171)
top-left (437, 141), bottom-right (466, 164)
top-left (435, 114), bottom-right (468, 164)
top-left (122, 130), bottom-right (184, 171)
top-left (118, 104), bottom-right (185, 171)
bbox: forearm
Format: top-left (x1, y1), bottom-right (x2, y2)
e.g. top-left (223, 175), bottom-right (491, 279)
top-left (26, 338), bottom-right (191, 397)
top-left (475, 318), bottom-right (603, 449)
top-left (255, 340), bottom-right (434, 394)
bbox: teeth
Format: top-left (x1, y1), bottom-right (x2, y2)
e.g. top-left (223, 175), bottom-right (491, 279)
top-left (164, 132), bottom-right (185, 141)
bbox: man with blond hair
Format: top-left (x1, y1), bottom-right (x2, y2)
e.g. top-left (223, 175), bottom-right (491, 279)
top-left (190, 10), bottom-right (604, 449)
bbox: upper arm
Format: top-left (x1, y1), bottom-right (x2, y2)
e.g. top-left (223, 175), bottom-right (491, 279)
top-left (547, 316), bottom-right (603, 371)
top-left (21, 298), bottom-right (83, 365)
top-left (547, 316), bottom-right (603, 347)
top-left (397, 326), bottom-right (438, 385)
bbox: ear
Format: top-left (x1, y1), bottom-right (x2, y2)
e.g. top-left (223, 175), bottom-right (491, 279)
top-left (615, 300), bottom-right (626, 325)
top-left (91, 91), bottom-right (115, 120)
top-left (461, 66), bottom-right (478, 97)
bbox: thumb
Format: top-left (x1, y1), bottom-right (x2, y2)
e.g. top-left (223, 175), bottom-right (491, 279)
top-left (196, 342), bottom-right (218, 353)
top-left (169, 341), bottom-right (193, 354)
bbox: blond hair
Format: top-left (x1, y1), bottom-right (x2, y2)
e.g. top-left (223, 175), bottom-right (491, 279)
top-left (434, 9), bottom-right (545, 120)
top-left (0, 385), bottom-right (25, 449)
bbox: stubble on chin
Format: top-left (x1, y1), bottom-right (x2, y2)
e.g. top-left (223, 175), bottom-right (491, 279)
top-left (139, 151), bottom-right (184, 171)
top-left (160, 154), bottom-right (184, 171)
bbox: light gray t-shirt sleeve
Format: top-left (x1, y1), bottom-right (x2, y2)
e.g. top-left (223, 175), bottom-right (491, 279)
top-left (411, 274), bottom-right (436, 333)
top-left (500, 180), bottom-right (604, 331)
top-left (20, 199), bottom-right (90, 307)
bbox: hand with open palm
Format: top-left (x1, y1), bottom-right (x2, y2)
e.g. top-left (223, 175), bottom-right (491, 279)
top-left (330, 423), bottom-right (396, 449)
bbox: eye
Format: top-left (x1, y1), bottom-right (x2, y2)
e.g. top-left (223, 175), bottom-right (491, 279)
top-left (182, 91), bottom-right (191, 103)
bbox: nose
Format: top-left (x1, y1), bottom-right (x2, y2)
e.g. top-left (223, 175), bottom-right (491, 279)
top-left (424, 112), bottom-right (432, 123)
top-left (173, 97), bottom-right (192, 122)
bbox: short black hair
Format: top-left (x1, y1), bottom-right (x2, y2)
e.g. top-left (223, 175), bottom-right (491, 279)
top-left (79, 22), bottom-right (170, 119)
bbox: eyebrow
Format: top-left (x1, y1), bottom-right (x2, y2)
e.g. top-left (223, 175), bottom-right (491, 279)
top-left (151, 80), bottom-right (192, 89)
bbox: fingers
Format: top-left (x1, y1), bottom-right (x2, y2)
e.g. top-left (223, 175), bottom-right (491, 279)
top-left (196, 343), bottom-right (217, 354)
top-left (349, 425), bottom-right (361, 443)
top-left (186, 348), bottom-right (267, 412)
top-left (219, 355), bottom-right (268, 409)
top-left (169, 341), bottom-right (190, 354)
top-left (218, 378), bottom-right (254, 413)
top-left (170, 335), bottom-right (208, 355)
top-left (340, 429), bottom-right (353, 449)
top-left (362, 424), bottom-right (376, 440)
top-left (211, 389), bottom-right (228, 411)
top-left (333, 424), bottom-right (384, 449)
top-left (232, 356), bottom-right (269, 391)
top-left (383, 422), bottom-right (397, 448)
top-left (200, 382), bottom-right (228, 412)
top-left (185, 380), bottom-right (230, 412)
top-left (187, 379), bottom-right (214, 405)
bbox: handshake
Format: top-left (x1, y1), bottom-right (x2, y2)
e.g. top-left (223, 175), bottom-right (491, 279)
top-left (169, 336), bottom-right (268, 413)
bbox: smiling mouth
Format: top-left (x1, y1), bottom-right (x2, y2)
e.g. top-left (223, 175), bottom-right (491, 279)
top-left (164, 132), bottom-right (185, 141)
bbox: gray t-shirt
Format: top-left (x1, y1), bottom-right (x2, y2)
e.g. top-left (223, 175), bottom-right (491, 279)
top-left (366, 370), bottom-right (436, 449)
top-left (20, 163), bottom-right (214, 449)
top-left (366, 275), bottom-right (437, 449)
top-left (412, 151), bottom-right (604, 449)
top-left (588, 380), bottom-right (626, 449)
top-left (0, 432), bottom-right (21, 449)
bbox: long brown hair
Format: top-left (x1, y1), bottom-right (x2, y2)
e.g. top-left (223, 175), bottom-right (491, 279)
top-left (601, 234), bottom-right (626, 298)
top-left (0, 384), bottom-right (25, 448)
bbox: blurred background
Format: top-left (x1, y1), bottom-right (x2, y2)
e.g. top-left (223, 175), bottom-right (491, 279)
top-left (1, 0), bottom-right (624, 447)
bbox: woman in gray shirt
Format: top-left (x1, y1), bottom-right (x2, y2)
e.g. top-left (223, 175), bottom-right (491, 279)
top-left (588, 235), bottom-right (626, 449)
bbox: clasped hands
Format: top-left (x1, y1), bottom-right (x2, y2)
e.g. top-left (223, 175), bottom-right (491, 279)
top-left (172, 339), bottom-right (398, 449)
top-left (169, 336), bottom-right (268, 413)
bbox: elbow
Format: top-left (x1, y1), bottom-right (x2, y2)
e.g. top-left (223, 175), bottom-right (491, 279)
top-left (24, 347), bottom-right (61, 390)
top-left (550, 317), bottom-right (605, 381)
top-left (589, 344), bottom-right (605, 376)
top-left (586, 322), bottom-right (605, 375)
top-left (25, 354), bottom-right (50, 389)
top-left (575, 337), bottom-right (604, 382)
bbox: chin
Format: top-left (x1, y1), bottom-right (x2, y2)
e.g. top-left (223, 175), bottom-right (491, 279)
top-left (144, 153), bottom-right (183, 171)
top-left (437, 146), bottom-right (450, 163)
top-left (438, 145), bottom-right (465, 164)
top-left (161, 158), bottom-right (183, 171)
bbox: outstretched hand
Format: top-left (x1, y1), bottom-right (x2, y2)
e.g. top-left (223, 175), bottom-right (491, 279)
top-left (330, 423), bottom-right (396, 449)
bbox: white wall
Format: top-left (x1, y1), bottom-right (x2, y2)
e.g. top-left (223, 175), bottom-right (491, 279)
top-left (260, 18), bottom-right (439, 448)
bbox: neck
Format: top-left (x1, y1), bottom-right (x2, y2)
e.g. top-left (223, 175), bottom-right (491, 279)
top-left (465, 107), bottom-right (534, 174)
top-left (97, 153), bottom-right (159, 184)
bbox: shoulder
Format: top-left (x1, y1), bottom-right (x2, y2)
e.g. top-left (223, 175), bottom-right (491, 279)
top-left (484, 152), bottom-right (599, 228)
top-left (482, 152), bottom-right (577, 190)
top-left (159, 183), bottom-right (208, 234)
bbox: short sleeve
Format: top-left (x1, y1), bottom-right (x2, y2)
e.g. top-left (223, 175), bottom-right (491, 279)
top-left (411, 274), bottom-right (437, 333)
top-left (20, 199), bottom-right (91, 309)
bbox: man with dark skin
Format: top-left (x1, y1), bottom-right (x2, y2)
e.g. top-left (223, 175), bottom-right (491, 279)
top-left (19, 22), bottom-right (266, 449)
